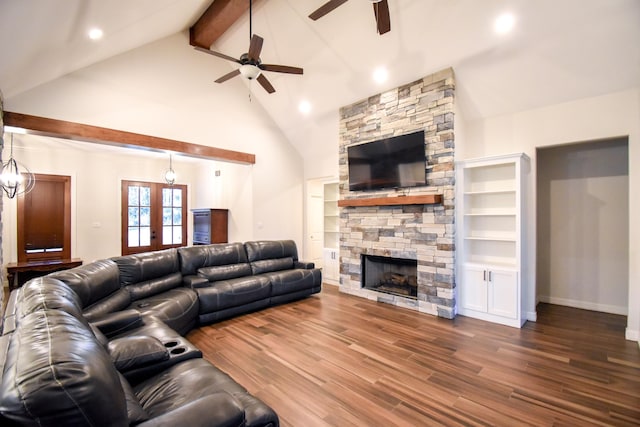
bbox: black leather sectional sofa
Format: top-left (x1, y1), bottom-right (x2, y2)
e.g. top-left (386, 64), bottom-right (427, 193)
top-left (0, 240), bottom-right (321, 426)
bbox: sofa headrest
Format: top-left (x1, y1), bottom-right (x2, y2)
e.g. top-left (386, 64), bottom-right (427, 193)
top-left (0, 310), bottom-right (128, 426)
top-left (112, 248), bottom-right (180, 286)
top-left (14, 277), bottom-right (84, 323)
top-left (178, 243), bottom-right (248, 276)
top-left (245, 240), bottom-right (299, 263)
top-left (48, 259), bottom-right (121, 309)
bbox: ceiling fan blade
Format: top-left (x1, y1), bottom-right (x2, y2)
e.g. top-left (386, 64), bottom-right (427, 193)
top-left (215, 69), bottom-right (241, 83)
top-left (257, 74), bottom-right (275, 94)
top-left (194, 46), bottom-right (241, 64)
top-left (248, 34), bottom-right (264, 61)
top-left (260, 64), bottom-right (304, 75)
top-left (373, 0), bottom-right (391, 34)
top-left (309, 0), bottom-right (348, 20)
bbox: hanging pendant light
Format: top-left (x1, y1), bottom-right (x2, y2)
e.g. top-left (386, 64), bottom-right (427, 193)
top-left (1, 133), bottom-right (35, 199)
top-left (164, 153), bottom-right (176, 185)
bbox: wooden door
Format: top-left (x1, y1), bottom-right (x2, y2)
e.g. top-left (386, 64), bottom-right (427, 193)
top-left (121, 181), bottom-right (187, 255)
top-left (17, 174), bottom-right (71, 262)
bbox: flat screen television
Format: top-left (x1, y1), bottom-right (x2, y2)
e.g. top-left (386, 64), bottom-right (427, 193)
top-left (347, 130), bottom-right (426, 191)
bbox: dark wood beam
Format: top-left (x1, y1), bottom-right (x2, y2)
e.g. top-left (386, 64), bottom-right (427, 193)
top-left (190, 0), bottom-right (264, 48)
top-left (3, 111), bottom-right (255, 164)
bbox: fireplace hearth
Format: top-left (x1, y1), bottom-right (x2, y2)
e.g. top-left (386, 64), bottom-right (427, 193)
top-left (362, 255), bottom-right (418, 299)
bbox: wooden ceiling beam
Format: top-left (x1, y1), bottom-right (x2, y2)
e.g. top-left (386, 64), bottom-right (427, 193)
top-left (3, 111), bottom-right (255, 164)
top-left (190, 0), bottom-right (265, 48)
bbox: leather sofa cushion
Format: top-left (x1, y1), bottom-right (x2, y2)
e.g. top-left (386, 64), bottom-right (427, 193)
top-left (134, 358), bottom-right (278, 427)
top-left (14, 277), bottom-right (84, 322)
top-left (108, 336), bottom-right (170, 372)
top-left (245, 240), bottom-right (299, 262)
top-left (137, 393), bottom-right (245, 427)
top-left (113, 248), bottom-right (180, 286)
top-left (178, 242), bottom-right (248, 276)
top-left (83, 288), bottom-right (132, 321)
top-left (118, 372), bottom-right (150, 424)
top-left (266, 269), bottom-right (321, 296)
top-left (196, 276), bottom-right (271, 314)
top-left (0, 310), bottom-right (128, 426)
top-left (91, 309), bottom-right (143, 338)
top-left (251, 257), bottom-right (294, 275)
top-left (129, 288), bottom-right (199, 336)
top-left (198, 263), bottom-right (252, 281)
top-left (127, 272), bottom-right (183, 301)
top-left (48, 259), bottom-right (121, 309)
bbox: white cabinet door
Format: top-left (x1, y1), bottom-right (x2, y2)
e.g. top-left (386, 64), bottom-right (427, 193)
top-left (461, 265), bottom-right (488, 312)
top-left (323, 249), bottom-right (339, 281)
top-left (488, 269), bottom-right (518, 319)
top-left (306, 180), bottom-right (325, 267)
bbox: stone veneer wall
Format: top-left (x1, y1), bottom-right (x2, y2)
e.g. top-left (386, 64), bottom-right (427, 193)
top-left (338, 68), bottom-right (456, 318)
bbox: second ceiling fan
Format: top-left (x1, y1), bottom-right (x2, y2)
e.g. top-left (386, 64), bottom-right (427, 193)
top-left (309, 0), bottom-right (391, 35)
top-left (195, 0), bottom-right (303, 94)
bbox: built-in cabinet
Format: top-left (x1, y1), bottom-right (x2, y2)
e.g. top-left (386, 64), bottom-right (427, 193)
top-left (192, 209), bottom-right (228, 245)
top-left (457, 153), bottom-right (529, 328)
top-left (323, 182), bottom-right (339, 284)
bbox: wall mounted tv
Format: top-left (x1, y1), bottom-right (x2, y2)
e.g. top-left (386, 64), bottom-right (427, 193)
top-left (347, 130), bottom-right (426, 191)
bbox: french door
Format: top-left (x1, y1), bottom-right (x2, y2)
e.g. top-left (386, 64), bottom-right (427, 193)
top-left (121, 180), bottom-right (187, 255)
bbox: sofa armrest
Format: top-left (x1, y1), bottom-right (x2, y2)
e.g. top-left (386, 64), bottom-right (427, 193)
top-left (294, 261), bottom-right (315, 269)
top-left (91, 309), bottom-right (143, 338)
top-left (136, 393), bottom-right (245, 427)
top-left (183, 275), bottom-right (210, 289)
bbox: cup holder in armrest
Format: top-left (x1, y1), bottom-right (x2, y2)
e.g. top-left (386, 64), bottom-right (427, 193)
top-left (170, 347), bottom-right (186, 355)
top-left (164, 340), bottom-right (179, 348)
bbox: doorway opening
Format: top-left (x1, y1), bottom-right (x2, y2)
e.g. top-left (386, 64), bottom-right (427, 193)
top-left (536, 137), bottom-right (629, 316)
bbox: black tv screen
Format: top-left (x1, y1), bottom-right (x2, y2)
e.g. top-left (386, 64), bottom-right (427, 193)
top-left (347, 130), bottom-right (426, 191)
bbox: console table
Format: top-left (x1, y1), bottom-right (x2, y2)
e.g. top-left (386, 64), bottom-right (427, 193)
top-left (6, 258), bottom-right (83, 291)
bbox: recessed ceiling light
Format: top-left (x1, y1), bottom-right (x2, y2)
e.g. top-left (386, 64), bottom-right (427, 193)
top-left (494, 12), bottom-right (515, 35)
top-left (88, 28), bottom-right (104, 40)
top-left (373, 66), bottom-right (388, 84)
top-left (298, 100), bottom-right (312, 115)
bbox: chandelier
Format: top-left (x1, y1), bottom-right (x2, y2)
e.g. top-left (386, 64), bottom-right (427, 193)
top-left (1, 133), bottom-right (35, 198)
top-left (164, 153), bottom-right (176, 185)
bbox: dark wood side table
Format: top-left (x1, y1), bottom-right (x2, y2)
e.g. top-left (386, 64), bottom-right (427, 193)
top-left (6, 258), bottom-right (83, 291)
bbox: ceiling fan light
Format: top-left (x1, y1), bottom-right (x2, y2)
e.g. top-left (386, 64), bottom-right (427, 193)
top-left (239, 64), bottom-right (261, 80)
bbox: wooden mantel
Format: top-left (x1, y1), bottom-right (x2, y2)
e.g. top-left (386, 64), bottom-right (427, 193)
top-left (337, 194), bottom-right (442, 207)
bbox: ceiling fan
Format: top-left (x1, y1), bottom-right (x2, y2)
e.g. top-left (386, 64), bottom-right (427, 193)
top-left (309, 0), bottom-right (391, 35)
top-left (194, 0), bottom-right (303, 94)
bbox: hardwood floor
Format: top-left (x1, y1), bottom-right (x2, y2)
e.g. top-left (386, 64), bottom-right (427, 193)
top-left (187, 285), bottom-right (640, 426)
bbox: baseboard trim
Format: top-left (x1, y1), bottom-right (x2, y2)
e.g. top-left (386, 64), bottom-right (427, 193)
top-left (625, 328), bottom-right (639, 343)
top-left (538, 295), bottom-right (627, 316)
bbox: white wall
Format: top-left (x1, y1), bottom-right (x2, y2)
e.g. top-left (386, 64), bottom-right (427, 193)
top-left (462, 88), bottom-right (640, 341)
top-left (2, 32), bottom-right (306, 264)
top-left (1, 135), bottom-right (209, 264)
top-left (537, 139), bottom-right (628, 314)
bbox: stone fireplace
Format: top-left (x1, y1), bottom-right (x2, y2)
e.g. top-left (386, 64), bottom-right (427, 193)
top-left (362, 254), bottom-right (418, 298)
top-left (338, 68), bottom-right (456, 319)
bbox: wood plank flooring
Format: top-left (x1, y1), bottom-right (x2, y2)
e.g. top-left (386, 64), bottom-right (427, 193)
top-left (187, 285), bottom-right (640, 426)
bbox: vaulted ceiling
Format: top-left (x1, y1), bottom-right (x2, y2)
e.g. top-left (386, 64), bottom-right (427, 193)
top-left (1, 0), bottom-right (639, 158)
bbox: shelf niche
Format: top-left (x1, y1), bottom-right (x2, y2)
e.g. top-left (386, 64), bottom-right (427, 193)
top-left (337, 194), bottom-right (442, 208)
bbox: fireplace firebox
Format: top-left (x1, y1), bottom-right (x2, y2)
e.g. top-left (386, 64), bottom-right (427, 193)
top-left (361, 255), bottom-right (418, 298)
